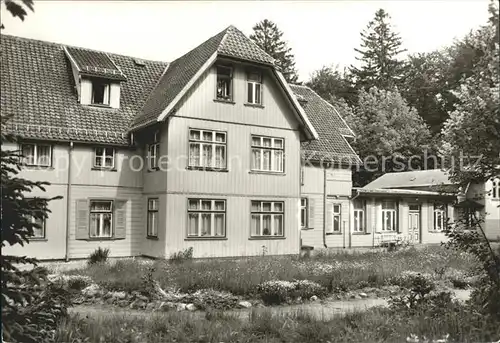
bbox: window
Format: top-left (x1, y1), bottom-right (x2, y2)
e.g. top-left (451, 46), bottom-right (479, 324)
top-left (300, 198), bottom-right (307, 229)
top-left (353, 200), bottom-right (365, 232)
top-left (216, 66), bottom-right (232, 101)
top-left (187, 199), bottom-right (226, 238)
top-left (21, 143), bottom-right (51, 167)
top-left (27, 215), bottom-right (46, 239)
top-left (90, 201), bottom-right (113, 238)
top-left (251, 201), bottom-right (284, 237)
top-left (148, 143), bottom-right (160, 170)
top-left (247, 71), bottom-right (262, 105)
top-left (94, 147), bottom-right (115, 169)
top-left (381, 201), bottom-right (397, 231)
top-left (492, 178), bottom-right (500, 199)
top-left (327, 204), bottom-right (342, 233)
top-left (433, 203), bottom-right (447, 231)
top-left (189, 129), bottom-right (226, 169)
top-left (91, 80), bottom-right (110, 105)
top-left (147, 198), bottom-right (159, 237)
top-left (251, 136), bottom-right (284, 172)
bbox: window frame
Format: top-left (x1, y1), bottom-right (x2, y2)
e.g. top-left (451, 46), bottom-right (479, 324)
top-left (250, 200), bottom-right (285, 238)
top-left (147, 143), bottom-right (160, 170)
top-left (188, 129), bottom-right (227, 170)
top-left (353, 199), bottom-right (365, 233)
top-left (89, 200), bottom-right (114, 239)
top-left (91, 79), bottom-right (111, 106)
top-left (326, 203), bottom-right (342, 234)
top-left (492, 178), bottom-right (500, 200)
top-left (433, 203), bottom-right (447, 232)
top-left (381, 200), bottom-right (397, 232)
top-left (250, 135), bottom-right (285, 173)
top-left (187, 199), bottom-right (227, 239)
top-left (215, 65), bottom-right (233, 102)
top-left (21, 143), bottom-right (52, 167)
top-left (300, 198), bottom-right (308, 229)
top-left (93, 147), bottom-right (115, 169)
top-left (147, 198), bottom-right (159, 238)
top-left (246, 71), bottom-right (263, 105)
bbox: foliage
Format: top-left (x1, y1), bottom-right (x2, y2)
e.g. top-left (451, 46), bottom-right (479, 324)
top-left (256, 280), bottom-right (325, 305)
top-left (306, 65), bottom-right (357, 106)
top-left (345, 87), bottom-right (434, 186)
top-left (1, 114), bottom-right (66, 342)
top-left (184, 289), bottom-right (239, 310)
top-left (0, 0), bottom-right (34, 29)
top-left (169, 247), bottom-right (193, 262)
top-left (87, 247), bottom-right (110, 265)
top-left (250, 19), bottom-right (299, 83)
top-left (350, 9), bottom-right (408, 91)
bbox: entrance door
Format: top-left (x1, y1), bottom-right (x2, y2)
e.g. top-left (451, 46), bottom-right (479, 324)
top-left (408, 204), bottom-right (421, 243)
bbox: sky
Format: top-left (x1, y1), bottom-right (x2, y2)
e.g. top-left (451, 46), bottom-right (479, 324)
top-left (1, 0), bottom-right (491, 81)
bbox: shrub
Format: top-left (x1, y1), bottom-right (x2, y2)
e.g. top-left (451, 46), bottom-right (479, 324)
top-left (257, 280), bottom-right (325, 305)
top-left (87, 247), bottom-right (110, 265)
top-left (185, 289), bottom-right (239, 310)
top-left (169, 247), bottom-right (193, 263)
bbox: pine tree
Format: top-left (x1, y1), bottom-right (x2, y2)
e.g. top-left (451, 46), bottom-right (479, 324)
top-left (250, 19), bottom-right (299, 83)
top-left (350, 9), bottom-right (407, 91)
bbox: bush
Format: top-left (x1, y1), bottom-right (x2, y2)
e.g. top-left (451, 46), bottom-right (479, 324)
top-left (185, 289), bottom-right (239, 310)
top-left (169, 247), bottom-right (193, 263)
top-left (87, 247), bottom-right (110, 265)
top-left (257, 280), bottom-right (325, 305)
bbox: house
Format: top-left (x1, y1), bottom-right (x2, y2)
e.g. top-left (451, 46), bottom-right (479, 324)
top-left (361, 169), bottom-right (500, 243)
top-left (1, 26), bottom-right (359, 260)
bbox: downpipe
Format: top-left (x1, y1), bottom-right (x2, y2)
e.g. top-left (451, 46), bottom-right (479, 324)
top-left (65, 141), bottom-right (73, 262)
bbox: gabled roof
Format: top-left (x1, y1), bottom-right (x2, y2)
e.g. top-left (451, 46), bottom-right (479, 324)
top-left (290, 84), bottom-right (360, 165)
top-left (65, 46), bottom-right (127, 81)
top-left (1, 35), bottom-right (166, 145)
top-left (364, 169), bottom-right (453, 189)
top-left (132, 26), bottom-right (310, 135)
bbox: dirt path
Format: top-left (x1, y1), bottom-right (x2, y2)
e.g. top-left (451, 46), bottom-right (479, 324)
top-left (70, 297), bottom-right (388, 321)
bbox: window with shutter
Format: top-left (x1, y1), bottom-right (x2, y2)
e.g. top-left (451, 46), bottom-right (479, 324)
top-left (307, 198), bottom-right (315, 229)
top-left (114, 200), bottom-right (127, 239)
top-left (75, 199), bottom-right (89, 240)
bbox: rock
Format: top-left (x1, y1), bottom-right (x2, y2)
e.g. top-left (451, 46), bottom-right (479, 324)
top-left (359, 292), bottom-right (368, 298)
top-left (176, 303), bottom-right (187, 311)
top-left (137, 295), bottom-right (149, 302)
top-left (146, 302), bottom-right (156, 311)
top-left (186, 303), bottom-right (197, 311)
top-left (118, 300), bottom-right (129, 307)
top-left (310, 295), bottom-right (319, 302)
top-left (158, 301), bottom-right (177, 311)
top-left (82, 284), bottom-right (100, 298)
top-left (238, 301), bottom-right (252, 309)
top-left (349, 294), bottom-right (356, 299)
top-left (111, 291), bottom-right (127, 300)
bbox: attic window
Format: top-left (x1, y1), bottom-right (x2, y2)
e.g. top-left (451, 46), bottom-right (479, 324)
top-left (216, 66), bottom-right (232, 101)
top-left (91, 80), bottom-right (110, 105)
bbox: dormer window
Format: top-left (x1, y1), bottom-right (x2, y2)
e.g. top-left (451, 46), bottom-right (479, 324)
top-left (216, 66), bottom-right (232, 101)
top-left (91, 80), bottom-right (110, 105)
top-left (247, 71), bottom-right (262, 105)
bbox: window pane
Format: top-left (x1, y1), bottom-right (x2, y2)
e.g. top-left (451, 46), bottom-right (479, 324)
top-left (33, 217), bottom-right (44, 238)
top-left (274, 203), bottom-right (283, 212)
top-left (263, 150), bottom-right (271, 171)
top-left (202, 131), bottom-right (213, 142)
top-left (251, 214), bottom-right (260, 236)
top-left (215, 146), bottom-right (225, 168)
top-left (215, 132), bottom-right (225, 143)
top-left (251, 201), bottom-right (260, 212)
top-left (37, 145), bottom-right (50, 166)
top-left (149, 199), bottom-right (158, 211)
top-left (262, 202), bottom-right (272, 212)
top-left (255, 83), bottom-right (261, 104)
top-left (90, 214), bottom-right (99, 237)
top-left (104, 156), bottom-right (113, 168)
top-left (22, 144), bottom-right (35, 165)
top-left (91, 201), bottom-right (112, 211)
top-left (274, 151), bottom-right (283, 172)
top-left (102, 213), bottom-right (112, 237)
top-left (263, 215), bottom-right (271, 235)
top-left (190, 130), bottom-right (201, 140)
top-left (105, 148), bottom-right (114, 157)
top-left (95, 147), bottom-right (104, 156)
top-left (263, 138), bottom-right (272, 147)
top-left (148, 212), bottom-right (158, 236)
top-left (201, 214), bottom-right (211, 236)
top-left (189, 200), bottom-right (199, 210)
top-left (188, 213), bottom-right (198, 236)
top-left (353, 200), bottom-right (364, 210)
top-left (202, 144), bottom-right (213, 167)
top-left (214, 201), bottom-right (225, 211)
top-left (273, 139), bottom-right (283, 149)
top-left (333, 215), bottom-right (340, 231)
top-left (274, 215), bottom-right (283, 236)
top-left (214, 214), bottom-right (224, 236)
top-left (333, 205), bottom-right (341, 214)
top-left (201, 200), bottom-right (211, 210)
top-left (95, 156), bottom-right (103, 167)
top-left (252, 149), bottom-right (261, 170)
top-left (252, 136), bottom-right (261, 146)
top-left (189, 143), bottom-right (201, 167)
top-left (247, 82), bottom-right (254, 103)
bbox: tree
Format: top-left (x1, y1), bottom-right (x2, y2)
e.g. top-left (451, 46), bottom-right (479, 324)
top-left (306, 65), bottom-right (357, 107)
top-left (0, 0), bottom-right (34, 29)
top-left (250, 19), bottom-right (299, 83)
top-left (442, 0), bottom-right (500, 321)
top-left (1, 115), bottom-right (68, 342)
top-left (345, 87), bottom-right (434, 186)
top-left (350, 9), bottom-right (407, 91)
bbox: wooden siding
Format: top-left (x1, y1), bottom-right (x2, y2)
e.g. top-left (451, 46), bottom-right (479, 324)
top-left (142, 122), bottom-right (169, 194)
top-left (165, 194), bottom-right (300, 258)
top-left (174, 63), bottom-right (301, 131)
top-left (141, 193), bottom-right (167, 258)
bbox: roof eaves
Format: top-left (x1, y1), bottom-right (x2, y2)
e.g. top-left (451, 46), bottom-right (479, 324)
top-left (274, 70), bottom-right (318, 140)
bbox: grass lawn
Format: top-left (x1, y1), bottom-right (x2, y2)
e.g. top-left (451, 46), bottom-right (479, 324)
top-left (55, 305), bottom-right (499, 343)
top-left (63, 245), bottom-right (479, 297)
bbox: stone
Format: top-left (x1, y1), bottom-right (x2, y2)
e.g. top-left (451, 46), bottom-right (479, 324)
top-left (111, 291), bottom-right (127, 300)
top-left (118, 300), bottom-right (129, 307)
top-left (81, 284), bottom-right (100, 298)
top-left (310, 295), bottom-right (318, 302)
top-left (186, 303), bottom-right (197, 311)
top-left (176, 303), bottom-right (187, 311)
top-left (238, 301), bottom-right (252, 309)
top-left (359, 292), bottom-right (368, 298)
top-left (158, 301), bottom-right (177, 311)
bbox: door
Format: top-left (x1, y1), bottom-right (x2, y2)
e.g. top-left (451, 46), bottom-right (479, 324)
top-left (408, 204), bottom-right (421, 243)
